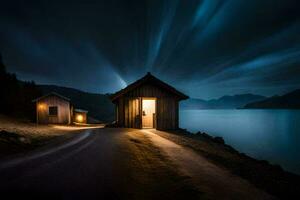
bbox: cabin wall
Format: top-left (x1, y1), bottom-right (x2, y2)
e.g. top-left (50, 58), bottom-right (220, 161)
top-left (36, 96), bottom-right (71, 124)
top-left (117, 97), bottom-right (141, 128)
top-left (115, 84), bottom-right (180, 130)
top-left (117, 97), bottom-right (124, 126)
top-left (82, 113), bottom-right (87, 123)
top-left (124, 84), bottom-right (176, 98)
top-left (156, 98), bottom-right (178, 130)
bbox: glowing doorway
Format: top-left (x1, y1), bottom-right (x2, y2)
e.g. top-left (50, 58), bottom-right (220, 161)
top-left (142, 98), bottom-right (156, 128)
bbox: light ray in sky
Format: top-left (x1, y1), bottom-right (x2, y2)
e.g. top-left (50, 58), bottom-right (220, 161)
top-left (145, 0), bottom-right (179, 72)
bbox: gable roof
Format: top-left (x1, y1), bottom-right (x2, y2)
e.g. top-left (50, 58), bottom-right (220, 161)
top-left (32, 92), bottom-right (71, 102)
top-left (110, 72), bottom-right (189, 101)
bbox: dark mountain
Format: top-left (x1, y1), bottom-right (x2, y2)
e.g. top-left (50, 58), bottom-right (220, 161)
top-left (244, 89), bottom-right (300, 109)
top-left (38, 85), bottom-right (115, 122)
top-left (181, 94), bottom-right (266, 109)
top-left (180, 98), bottom-right (210, 109)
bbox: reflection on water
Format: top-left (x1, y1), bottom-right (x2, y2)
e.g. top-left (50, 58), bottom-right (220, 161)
top-left (180, 109), bottom-right (300, 174)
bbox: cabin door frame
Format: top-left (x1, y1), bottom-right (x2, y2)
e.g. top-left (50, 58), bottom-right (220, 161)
top-left (141, 97), bottom-right (156, 129)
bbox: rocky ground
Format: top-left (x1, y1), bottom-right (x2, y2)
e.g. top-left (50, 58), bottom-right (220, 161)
top-left (150, 128), bottom-right (300, 199)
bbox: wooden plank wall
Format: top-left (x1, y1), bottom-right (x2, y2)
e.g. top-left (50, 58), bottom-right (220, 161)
top-left (122, 97), bottom-right (140, 128)
top-left (117, 98), bottom-right (124, 126)
top-left (125, 84), bottom-right (174, 98)
top-left (156, 97), bottom-right (177, 130)
top-left (36, 96), bottom-right (70, 124)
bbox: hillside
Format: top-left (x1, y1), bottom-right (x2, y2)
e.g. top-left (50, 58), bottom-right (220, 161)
top-left (0, 53), bottom-right (41, 120)
top-left (38, 85), bottom-right (115, 122)
top-left (244, 89), bottom-right (300, 109)
top-left (181, 94), bottom-right (266, 109)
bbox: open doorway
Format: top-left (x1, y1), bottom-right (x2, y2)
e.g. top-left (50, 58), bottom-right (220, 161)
top-left (142, 98), bottom-right (156, 128)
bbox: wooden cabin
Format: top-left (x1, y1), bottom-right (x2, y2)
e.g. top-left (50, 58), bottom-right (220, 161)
top-left (110, 72), bottom-right (189, 130)
top-left (33, 92), bottom-right (72, 124)
top-left (73, 109), bottom-right (88, 124)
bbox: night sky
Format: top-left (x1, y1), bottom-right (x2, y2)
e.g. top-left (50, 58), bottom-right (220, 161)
top-left (1, 0), bottom-right (300, 99)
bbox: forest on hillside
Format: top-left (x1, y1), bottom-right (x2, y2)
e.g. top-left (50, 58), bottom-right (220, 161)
top-left (0, 53), bottom-right (41, 120)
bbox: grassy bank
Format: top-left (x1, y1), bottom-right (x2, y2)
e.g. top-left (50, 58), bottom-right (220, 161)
top-left (153, 129), bottom-right (300, 199)
top-left (0, 115), bottom-right (88, 158)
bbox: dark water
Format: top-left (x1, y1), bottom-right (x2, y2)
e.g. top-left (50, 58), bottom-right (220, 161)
top-left (180, 109), bottom-right (300, 174)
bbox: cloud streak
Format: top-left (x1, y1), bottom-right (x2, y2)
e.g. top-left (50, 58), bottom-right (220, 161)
top-left (0, 0), bottom-right (299, 98)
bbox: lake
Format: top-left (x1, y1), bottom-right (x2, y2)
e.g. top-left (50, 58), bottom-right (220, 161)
top-left (179, 109), bottom-right (300, 174)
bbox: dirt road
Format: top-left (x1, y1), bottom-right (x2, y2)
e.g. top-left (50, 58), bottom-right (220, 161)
top-left (0, 128), bottom-right (274, 200)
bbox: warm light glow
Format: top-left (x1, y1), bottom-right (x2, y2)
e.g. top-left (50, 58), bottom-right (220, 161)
top-left (51, 125), bottom-right (104, 130)
top-left (142, 99), bottom-right (155, 110)
top-left (76, 114), bottom-right (84, 123)
top-left (142, 99), bottom-right (156, 128)
top-left (38, 104), bottom-right (46, 110)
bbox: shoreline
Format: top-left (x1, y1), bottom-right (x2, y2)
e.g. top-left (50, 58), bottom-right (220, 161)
top-left (153, 128), bottom-right (300, 199)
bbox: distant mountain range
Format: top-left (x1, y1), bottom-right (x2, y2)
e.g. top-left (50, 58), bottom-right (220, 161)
top-left (181, 94), bottom-right (266, 110)
top-left (38, 85), bottom-right (115, 122)
top-left (38, 84), bottom-right (300, 123)
top-left (243, 89), bottom-right (300, 109)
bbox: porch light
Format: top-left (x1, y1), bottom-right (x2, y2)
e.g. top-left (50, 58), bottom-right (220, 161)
top-left (76, 114), bottom-right (83, 123)
top-left (38, 104), bottom-right (46, 110)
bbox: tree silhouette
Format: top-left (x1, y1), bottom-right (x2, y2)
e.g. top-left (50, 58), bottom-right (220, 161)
top-left (0, 52), bottom-right (42, 120)
top-left (0, 53), bottom-right (5, 74)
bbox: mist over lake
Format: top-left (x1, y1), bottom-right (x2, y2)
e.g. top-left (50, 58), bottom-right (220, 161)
top-left (180, 109), bottom-right (300, 174)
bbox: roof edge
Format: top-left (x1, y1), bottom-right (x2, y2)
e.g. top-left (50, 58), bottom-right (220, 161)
top-left (32, 92), bottom-right (71, 102)
top-left (74, 108), bottom-right (88, 113)
top-left (110, 72), bottom-right (189, 101)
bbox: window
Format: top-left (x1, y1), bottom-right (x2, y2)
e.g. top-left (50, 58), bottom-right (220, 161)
top-left (49, 106), bottom-right (58, 116)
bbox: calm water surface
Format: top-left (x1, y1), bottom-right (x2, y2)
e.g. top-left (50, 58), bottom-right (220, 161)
top-left (180, 109), bottom-right (300, 174)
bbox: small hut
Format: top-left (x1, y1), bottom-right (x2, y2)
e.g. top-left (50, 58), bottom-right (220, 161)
top-left (33, 92), bottom-right (72, 124)
top-left (110, 72), bottom-right (188, 130)
top-left (73, 109), bottom-right (88, 124)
